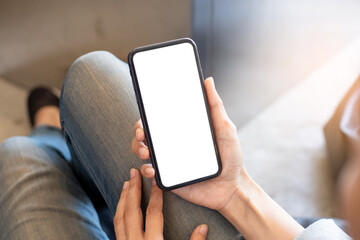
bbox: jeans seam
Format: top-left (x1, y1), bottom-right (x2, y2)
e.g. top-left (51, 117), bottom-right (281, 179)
top-left (63, 126), bottom-right (116, 215)
top-left (59, 77), bottom-right (66, 131)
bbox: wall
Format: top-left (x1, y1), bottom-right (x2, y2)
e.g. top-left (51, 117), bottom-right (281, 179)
top-left (0, 0), bottom-right (191, 89)
top-left (193, 0), bottom-right (360, 126)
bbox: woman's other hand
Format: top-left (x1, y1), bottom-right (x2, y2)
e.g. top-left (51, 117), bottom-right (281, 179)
top-left (113, 168), bottom-right (208, 240)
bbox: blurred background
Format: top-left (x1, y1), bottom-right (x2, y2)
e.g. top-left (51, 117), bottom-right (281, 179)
top-left (1, 0), bottom-right (360, 223)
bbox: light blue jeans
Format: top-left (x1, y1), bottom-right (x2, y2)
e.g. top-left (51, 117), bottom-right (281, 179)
top-left (0, 52), bottom-right (241, 239)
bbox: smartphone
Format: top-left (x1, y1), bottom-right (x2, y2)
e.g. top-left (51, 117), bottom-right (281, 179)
top-left (128, 38), bottom-right (221, 190)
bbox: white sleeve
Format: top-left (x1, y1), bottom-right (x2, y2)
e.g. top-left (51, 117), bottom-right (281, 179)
top-left (295, 219), bottom-right (351, 240)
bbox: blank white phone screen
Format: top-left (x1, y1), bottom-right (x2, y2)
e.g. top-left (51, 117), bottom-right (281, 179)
top-left (133, 42), bottom-right (219, 188)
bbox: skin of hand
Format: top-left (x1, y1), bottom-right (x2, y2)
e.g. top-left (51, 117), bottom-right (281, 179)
top-left (131, 77), bottom-right (245, 211)
top-left (113, 168), bottom-right (208, 240)
top-left (131, 77), bottom-right (304, 240)
top-left (338, 143), bottom-right (360, 239)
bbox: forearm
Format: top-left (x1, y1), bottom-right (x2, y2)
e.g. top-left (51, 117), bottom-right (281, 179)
top-left (220, 171), bottom-right (304, 240)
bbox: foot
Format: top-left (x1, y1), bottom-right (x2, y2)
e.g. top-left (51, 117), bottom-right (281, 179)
top-left (33, 106), bottom-right (61, 129)
top-left (27, 87), bottom-right (61, 128)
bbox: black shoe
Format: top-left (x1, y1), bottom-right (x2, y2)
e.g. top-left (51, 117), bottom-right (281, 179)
top-left (27, 87), bottom-right (60, 127)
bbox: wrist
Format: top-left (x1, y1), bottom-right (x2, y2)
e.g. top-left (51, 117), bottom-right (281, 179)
top-left (219, 170), bottom-right (303, 240)
top-left (219, 170), bottom-right (257, 234)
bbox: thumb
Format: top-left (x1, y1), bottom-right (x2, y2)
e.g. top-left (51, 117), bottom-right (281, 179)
top-left (204, 77), bottom-right (237, 139)
top-left (190, 224), bottom-right (208, 240)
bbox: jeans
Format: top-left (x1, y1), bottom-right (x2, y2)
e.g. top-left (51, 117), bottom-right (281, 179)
top-left (0, 51), bottom-right (241, 239)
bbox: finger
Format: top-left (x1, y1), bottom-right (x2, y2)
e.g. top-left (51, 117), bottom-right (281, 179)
top-left (113, 181), bottom-right (129, 239)
top-left (125, 168), bottom-right (143, 239)
top-left (145, 181), bottom-right (164, 239)
top-left (135, 127), bottom-right (146, 142)
top-left (131, 138), bottom-right (150, 159)
top-left (204, 77), bottom-right (229, 122)
top-left (189, 224), bottom-right (208, 240)
top-left (204, 77), bottom-right (237, 137)
top-left (141, 164), bottom-right (155, 179)
top-left (133, 119), bottom-right (143, 135)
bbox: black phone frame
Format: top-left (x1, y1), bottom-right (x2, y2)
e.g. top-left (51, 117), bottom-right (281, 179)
top-left (128, 38), bottom-right (222, 190)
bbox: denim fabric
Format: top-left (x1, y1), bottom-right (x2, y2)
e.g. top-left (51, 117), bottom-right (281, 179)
top-left (0, 126), bottom-right (109, 239)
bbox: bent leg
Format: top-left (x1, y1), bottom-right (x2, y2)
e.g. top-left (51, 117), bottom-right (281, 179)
top-left (60, 51), bottom-right (241, 239)
top-left (0, 133), bottom-right (108, 239)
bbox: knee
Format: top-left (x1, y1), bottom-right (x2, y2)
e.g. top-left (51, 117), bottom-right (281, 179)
top-left (0, 136), bottom-right (68, 182)
top-left (62, 51), bottom-right (128, 95)
top-left (69, 51), bottom-right (119, 76)
top-left (60, 51), bottom-right (130, 106)
top-left (60, 51), bottom-right (134, 127)
top-left (0, 135), bottom-right (43, 158)
top-left (0, 136), bottom-right (40, 177)
top-left (0, 136), bottom-right (33, 160)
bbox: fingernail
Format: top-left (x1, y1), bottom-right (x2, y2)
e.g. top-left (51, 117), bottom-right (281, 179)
top-left (123, 181), bottom-right (129, 190)
top-left (145, 167), bottom-right (153, 176)
top-left (138, 147), bottom-right (146, 156)
top-left (130, 168), bottom-right (136, 178)
top-left (199, 224), bottom-right (208, 236)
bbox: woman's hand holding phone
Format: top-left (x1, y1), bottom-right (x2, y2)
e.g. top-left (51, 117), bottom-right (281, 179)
top-left (131, 77), bottom-right (246, 212)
